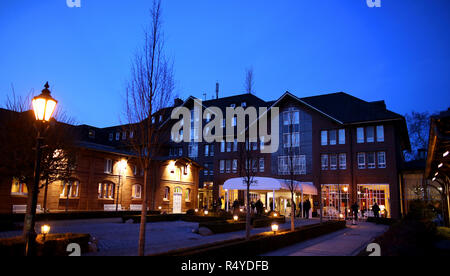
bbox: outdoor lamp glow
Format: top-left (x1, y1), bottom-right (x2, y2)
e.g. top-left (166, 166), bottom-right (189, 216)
top-left (233, 215), bottom-right (239, 222)
top-left (444, 151), bottom-right (449, 157)
top-left (438, 163), bottom-right (443, 168)
top-left (271, 224), bottom-right (279, 235)
top-left (273, 212), bottom-right (278, 217)
top-left (195, 209), bottom-right (199, 212)
top-left (41, 224), bottom-right (50, 240)
top-left (118, 159), bottom-right (128, 174)
top-left (32, 82), bottom-right (58, 122)
top-left (339, 213), bottom-right (344, 219)
top-left (240, 208), bottom-right (244, 212)
top-left (343, 187), bottom-right (348, 192)
top-left (158, 206), bottom-right (162, 210)
top-left (204, 210), bottom-right (209, 215)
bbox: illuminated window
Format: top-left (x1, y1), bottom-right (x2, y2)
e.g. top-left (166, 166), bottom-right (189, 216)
top-left (132, 184), bottom-right (142, 199)
top-left (185, 189), bottom-right (191, 202)
top-left (220, 160), bottom-right (225, 173)
top-left (226, 160), bottom-right (231, 173)
top-left (11, 178), bottom-right (28, 196)
top-left (233, 159), bottom-right (238, 173)
top-left (339, 129), bottom-right (346, 144)
top-left (60, 180), bottom-right (80, 198)
top-left (104, 159), bottom-right (113, 174)
top-left (259, 158), bottom-right (265, 173)
top-left (98, 182), bottom-right (115, 199)
top-left (330, 154), bottom-right (337, 170)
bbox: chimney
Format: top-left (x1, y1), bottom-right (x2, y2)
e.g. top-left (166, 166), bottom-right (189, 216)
top-left (216, 82), bottom-right (219, 99)
top-left (173, 98), bottom-right (184, 107)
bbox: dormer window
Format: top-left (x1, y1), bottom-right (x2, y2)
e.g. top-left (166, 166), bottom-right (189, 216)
top-left (241, 102), bottom-right (247, 108)
top-left (89, 129), bottom-right (95, 139)
top-left (230, 104), bottom-right (236, 108)
top-left (109, 133), bottom-right (113, 142)
top-left (159, 115), bottom-right (163, 122)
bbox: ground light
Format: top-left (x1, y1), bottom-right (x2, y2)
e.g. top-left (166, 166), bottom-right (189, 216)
top-left (233, 215), bottom-right (239, 222)
top-left (158, 206), bottom-right (162, 210)
top-left (41, 225), bottom-right (50, 241)
top-left (271, 223), bottom-right (279, 235)
top-left (204, 210), bottom-right (209, 215)
top-left (24, 82), bottom-right (58, 256)
top-left (273, 212), bottom-right (278, 217)
top-left (194, 208), bottom-right (198, 213)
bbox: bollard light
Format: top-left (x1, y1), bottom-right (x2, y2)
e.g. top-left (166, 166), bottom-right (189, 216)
top-left (195, 208), bottom-right (199, 213)
top-left (204, 210), bottom-right (209, 215)
top-left (240, 208), bottom-right (244, 212)
top-left (273, 212), bottom-right (278, 217)
top-left (271, 223), bottom-right (279, 235)
top-left (158, 206), bottom-right (162, 210)
top-left (233, 215), bottom-right (239, 222)
top-left (41, 224), bottom-right (51, 241)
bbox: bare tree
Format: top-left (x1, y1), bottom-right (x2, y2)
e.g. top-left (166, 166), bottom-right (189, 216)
top-left (238, 139), bottom-right (258, 240)
top-left (124, 0), bottom-right (175, 256)
top-left (244, 67), bottom-right (255, 94)
top-left (405, 111), bottom-right (430, 160)
top-left (284, 109), bottom-right (300, 231)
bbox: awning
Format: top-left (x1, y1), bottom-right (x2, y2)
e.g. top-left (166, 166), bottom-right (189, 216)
top-left (223, 177), bottom-right (318, 195)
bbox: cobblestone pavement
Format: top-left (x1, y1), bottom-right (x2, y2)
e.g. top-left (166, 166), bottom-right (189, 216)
top-left (0, 217), bottom-right (321, 256)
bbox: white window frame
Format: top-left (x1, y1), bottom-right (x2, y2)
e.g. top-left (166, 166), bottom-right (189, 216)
top-left (329, 130), bottom-right (337, 145)
top-left (105, 159), bottom-right (113, 174)
top-left (321, 154), bottom-right (329, 170)
top-left (259, 158), bottom-right (265, 172)
top-left (115, 132), bottom-right (120, 141)
top-left (357, 153), bottom-right (366, 169)
top-left (367, 152), bottom-right (376, 169)
top-left (378, 152), bottom-right (386, 168)
top-left (132, 184), bottom-right (142, 199)
top-left (366, 126), bottom-right (375, 143)
top-left (226, 160), bottom-right (231, 173)
top-left (339, 153), bottom-right (347, 170)
top-left (221, 141), bottom-right (225, 152)
top-left (220, 160), bottom-right (225, 173)
top-left (330, 154), bottom-right (337, 170)
top-left (232, 159), bottom-right (238, 173)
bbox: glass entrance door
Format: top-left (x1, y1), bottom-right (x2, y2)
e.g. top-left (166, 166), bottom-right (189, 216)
top-left (321, 184), bottom-right (349, 219)
top-left (357, 184), bottom-right (390, 218)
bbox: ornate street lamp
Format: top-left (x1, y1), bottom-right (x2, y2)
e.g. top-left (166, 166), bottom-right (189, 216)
top-left (24, 82), bottom-right (57, 256)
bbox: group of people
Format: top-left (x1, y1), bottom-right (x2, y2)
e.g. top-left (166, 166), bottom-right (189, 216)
top-left (350, 201), bottom-right (382, 223)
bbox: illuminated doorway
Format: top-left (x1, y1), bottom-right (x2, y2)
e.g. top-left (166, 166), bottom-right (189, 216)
top-left (321, 184), bottom-right (350, 219)
top-left (357, 184), bottom-right (390, 218)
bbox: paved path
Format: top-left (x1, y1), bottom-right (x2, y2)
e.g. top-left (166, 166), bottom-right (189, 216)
top-left (0, 217), bottom-right (319, 256)
top-left (263, 222), bottom-right (389, 256)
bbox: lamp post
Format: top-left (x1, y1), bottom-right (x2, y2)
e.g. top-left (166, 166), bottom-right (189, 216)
top-left (24, 82), bottom-right (57, 256)
top-left (116, 159), bottom-right (127, 212)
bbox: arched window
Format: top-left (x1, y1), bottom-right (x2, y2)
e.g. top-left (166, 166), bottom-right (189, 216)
top-left (164, 187), bottom-right (170, 200)
top-left (174, 187), bottom-right (182, 194)
top-left (132, 184), bottom-right (142, 199)
top-left (185, 188), bottom-right (191, 202)
top-left (98, 182), bottom-right (115, 199)
top-left (11, 178), bottom-right (28, 196)
top-left (60, 179), bottom-right (80, 198)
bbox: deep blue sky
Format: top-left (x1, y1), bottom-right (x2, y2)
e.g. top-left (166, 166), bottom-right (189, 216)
top-left (1, 0), bottom-right (449, 127)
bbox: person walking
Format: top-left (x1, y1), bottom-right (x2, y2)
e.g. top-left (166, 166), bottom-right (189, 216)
top-left (351, 202), bottom-right (359, 225)
top-left (372, 202), bottom-right (381, 219)
top-left (303, 200), bottom-right (311, 219)
top-left (255, 199), bottom-right (264, 215)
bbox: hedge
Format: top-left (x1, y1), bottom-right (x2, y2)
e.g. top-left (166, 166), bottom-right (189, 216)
top-left (150, 220), bottom-right (346, 256)
top-left (122, 214), bottom-right (185, 223)
top-left (0, 233), bottom-right (91, 256)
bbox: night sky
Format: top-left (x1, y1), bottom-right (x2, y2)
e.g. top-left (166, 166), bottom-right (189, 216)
top-left (1, 0), bottom-right (449, 128)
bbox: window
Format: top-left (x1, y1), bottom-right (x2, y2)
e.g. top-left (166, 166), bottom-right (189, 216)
top-left (11, 178), bottom-right (28, 196)
top-left (233, 139), bottom-right (238, 152)
top-left (188, 143), bottom-right (198, 158)
top-left (105, 159), bottom-right (113, 174)
top-left (260, 137), bottom-right (265, 151)
top-left (321, 131), bottom-right (328, 146)
top-left (339, 129), bottom-right (345, 145)
top-left (377, 125), bottom-right (384, 142)
top-left (209, 163), bottom-right (214, 176)
top-left (232, 117), bottom-right (237, 127)
top-left (179, 148), bottom-right (183, 156)
top-left (209, 145), bottom-right (214, 156)
top-left (252, 142), bottom-right (258, 151)
top-left (204, 145), bottom-right (209, 156)
top-left (220, 160), bottom-right (225, 173)
top-left (185, 189), bottom-right (191, 202)
top-left (330, 154), bottom-right (337, 170)
top-left (366, 126), bottom-right (374, 143)
top-left (221, 141), bottom-right (225, 152)
top-left (329, 130), bottom-right (337, 145)
top-left (378, 152), bottom-right (386, 168)
top-left (115, 132), bottom-right (120, 141)
top-left (283, 108), bottom-right (299, 125)
top-left (132, 184), bottom-right (142, 199)
top-left (60, 180), bottom-right (80, 198)
top-left (109, 133), bottom-right (113, 142)
top-left (164, 187), bottom-right (170, 200)
top-left (278, 157), bottom-right (288, 175)
top-left (357, 128), bottom-right (364, 143)
top-left (252, 159), bottom-right (258, 173)
top-left (283, 133), bottom-right (291, 148)
top-left (321, 154), bottom-right (329, 170)
top-left (130, 131), bottom-right (134, 139)
top-left (89, 129), bottom-right (95, 139)
top-left (204, 163), bottom-right (209, 176)
top-left (133, 165), bottom-right (137, 176)
top-left (339, 153), bottom-right (347, 170)
top-left (122, 132), bottom-right (127, 140)
top-left (367, 152), bottom-right (376, 169)
top-left (357, 153), bottom-right (366, 169)
top-left (98, 182), bottom-right (115, 199)
top-left (226, 160), bottom-right (231, 173)
top-left (232, 159), bottom-right (238, 173)
top-left (159, 115), bottom-right (163, 122)
top-left (241, 102), bottom-right (247, 108)
top-left (227, 142), bottom-right (232, 152)
top-left (259, 158), bottom-right (265, 172)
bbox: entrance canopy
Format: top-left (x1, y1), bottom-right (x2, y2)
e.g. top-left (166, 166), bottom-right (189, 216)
top-left (223, 177), bottom-right (318, 195)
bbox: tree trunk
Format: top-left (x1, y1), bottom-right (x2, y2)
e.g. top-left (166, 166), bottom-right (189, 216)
top-left (246, 184), bottom-right (251, 240)
top-left (291, 192), bottom-right (295, 231)
top-left (138, 167), bottom-right (149, 256)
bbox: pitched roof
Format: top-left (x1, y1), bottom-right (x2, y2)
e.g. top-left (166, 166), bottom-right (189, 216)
top-left (300, 92), bottom-right (403, 124)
